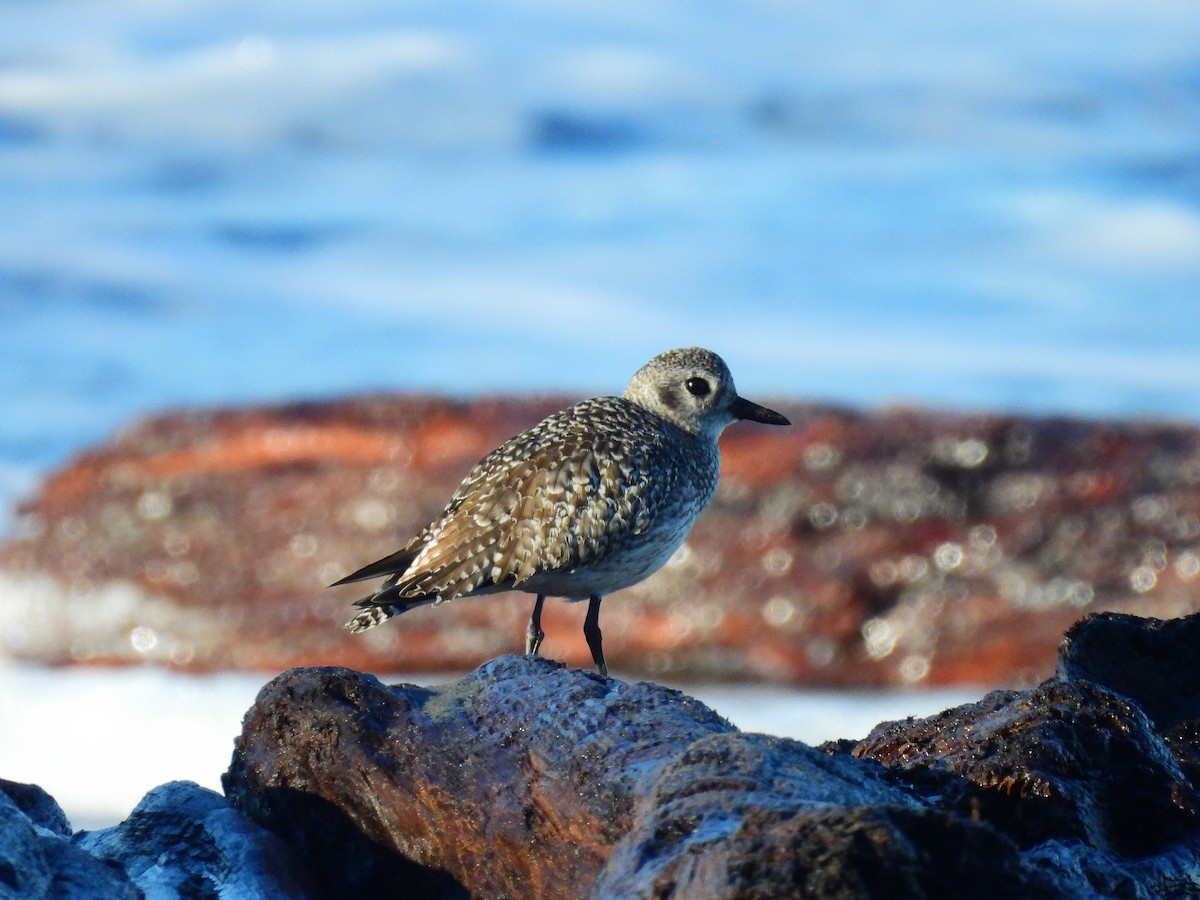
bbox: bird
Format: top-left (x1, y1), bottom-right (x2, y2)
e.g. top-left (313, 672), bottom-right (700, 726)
top-left (331, 347), bottom-right (789, 678)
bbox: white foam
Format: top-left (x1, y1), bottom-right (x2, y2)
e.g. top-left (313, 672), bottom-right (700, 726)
top-left (0, 573), bottom-right (209, 667)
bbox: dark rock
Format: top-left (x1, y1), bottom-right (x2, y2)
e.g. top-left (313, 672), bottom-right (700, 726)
top-left (8, 612), bottom-right (1200, 897)
top-left (1057, 611), bottom-right (1200, 732)
top-left (1058, 610), bottom-right (1200, 821)
top-left (74, 780), bottom-right (318, 899)
top-left (849, 635), bottom-right (1200, 900)
top-left (852, 679), bottom-right (1200, 855)
top-left (0, 777), bottom-right (314, 899)
top-left (37, 840), bottom-right (143, 900)
top-left (4, 396), bottom-right (1200, 685)
top-left (222, 618), bottom-right (1200, 899)
top-left (0, 789), bottom-right (53, 899)
top-left (595, 733), bottom-right (1052, 898)
top-left (0, 785), bottom-right (140, 899)
top-left (601, 802), bottom-right (1052, 900)
top-left (222, 656), bottom-right (735, 899)
top-left (0, 778), bottom-right (71, 838)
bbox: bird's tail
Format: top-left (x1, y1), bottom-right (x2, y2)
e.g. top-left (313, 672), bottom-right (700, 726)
top-left (345, 603), bottom-right (402, 633)
top-left (343, 587), bottom-right (436, 633)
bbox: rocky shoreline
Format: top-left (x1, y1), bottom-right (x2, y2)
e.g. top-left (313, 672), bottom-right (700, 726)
top-left (5, 611), bottom-right (1200, 898)
top-left (3, 395), bottom-right (1200, 685)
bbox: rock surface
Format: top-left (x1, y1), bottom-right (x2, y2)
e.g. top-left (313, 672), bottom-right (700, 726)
top-left (0, 780), bottom-right (141, 899)
top-left (4, 612), bottom-right (1200, 897)
top-left (594, 735), bottom-right (1049, 899)
top-left (852, 680), bottom-right (1199, 856)
top-left (221, 612), bottom-right (1200, 898)
top-left (222, 657), bottom-right (736, 899)
top-left (75, 780), bottom-right (319, 899)
top-left (4, 395), bottom-right (1200, 684)
top-left (0, 778), bottom-right (318, 900)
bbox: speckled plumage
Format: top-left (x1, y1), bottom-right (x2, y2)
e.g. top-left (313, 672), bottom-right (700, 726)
top-left (333, 347), bottom-right (789, 676)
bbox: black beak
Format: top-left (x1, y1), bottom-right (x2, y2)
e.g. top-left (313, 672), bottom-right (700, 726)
top-left (730, 396), bottom-right (790, 426)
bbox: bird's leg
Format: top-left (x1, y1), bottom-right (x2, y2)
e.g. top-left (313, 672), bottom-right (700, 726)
top-left (583, 594), bottom-right (607, 678)
top-left (525, 594), bottom-right (546, 657)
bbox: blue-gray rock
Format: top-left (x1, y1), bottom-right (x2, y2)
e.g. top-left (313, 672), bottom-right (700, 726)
top-left (0, 779), bottom-right (71, 839)
top-left (0, 785), bottom-right (139, 900)
top-left (6, 618), bottom-right (1199, 897)
top-left (593, 732), bottom-right (1054, 898)
top-left (74, 781), bottom-right (317, 899)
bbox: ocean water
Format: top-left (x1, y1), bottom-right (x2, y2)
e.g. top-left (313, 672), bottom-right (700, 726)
top-left (2, 0), bottom-right (1200, 526)
top-left (1, 1), bottom-right (1199, 830)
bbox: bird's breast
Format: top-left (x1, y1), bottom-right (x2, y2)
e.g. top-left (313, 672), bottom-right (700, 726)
top-left (520, 494), bottom-right (706, 599)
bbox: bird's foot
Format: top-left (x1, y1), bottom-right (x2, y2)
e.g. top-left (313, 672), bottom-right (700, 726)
top-left (525, 626), bottom-right (545, 658)
top-left (525, 594), bottom-right (546, 657)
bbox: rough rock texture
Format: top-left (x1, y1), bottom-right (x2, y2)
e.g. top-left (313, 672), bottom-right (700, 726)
top-left (851, 680), bottom-right (1200, 856)
top-left (4, 612), bottom-right (1200, 897)
top-left (223, 613), bottom-right (1200, 898)
top-left (602, 800), bottom-right (1050, 899)
top-left (1057, 611), bottom-right (1200, 733)
top-left (1056, 611), bottom-right (1200, 791)
top-left (4, 396), bottom-right (1200, 684)
top-left (0, 781), bottom-right (140, 899)
top-left (74, 780), bottom-right (319, 899)
top-left (0, 778), bottom-right (316, 900)
top-left (0, 778), bottom-right (71, 838)
top-left (594, 734), bottom-right (1050, 899)
top-left (222, 657), bottom-right (736, 899)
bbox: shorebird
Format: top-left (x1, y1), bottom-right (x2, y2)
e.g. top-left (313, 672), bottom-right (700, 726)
top-left (332, 347), bottom-right (789, 677)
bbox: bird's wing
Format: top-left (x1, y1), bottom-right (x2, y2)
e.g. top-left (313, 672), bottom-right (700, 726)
top-left (329, 543), bottom-right (421, 587)
top-left (388, 409), bottom-right (671, 603)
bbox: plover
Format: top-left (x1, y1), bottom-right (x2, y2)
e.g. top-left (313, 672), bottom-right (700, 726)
top-left (332, 347), bottom-right (788, 677)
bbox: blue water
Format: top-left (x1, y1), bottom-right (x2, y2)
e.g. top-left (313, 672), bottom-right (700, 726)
top-left (2, 3), bottom-right (1199, 830)
top-left (3, 1), bottom-right (1200, 522)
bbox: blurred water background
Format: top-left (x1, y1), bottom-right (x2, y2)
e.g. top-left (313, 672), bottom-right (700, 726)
top-left (2, 0), bottom-right (1199, 827)
top-left (3, 0), bottom-right (1200, 529)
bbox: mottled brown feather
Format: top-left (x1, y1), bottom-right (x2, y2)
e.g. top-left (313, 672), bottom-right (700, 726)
top-left (349, 398), bottom-right (698, 611)
top-left (336, 347), bottom-right (794, 640)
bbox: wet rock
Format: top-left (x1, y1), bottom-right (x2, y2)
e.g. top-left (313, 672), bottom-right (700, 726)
top-left (0, 777), bottom-right (316, 899)
top-left (5, 612), bottom-right (1197, 897)
top-left (1057, 610), bottom-right (1200, 811)
top-left (222, 656), bottom-right (735, 899)
top-left (1057, 611), bottom-right (1200, 732)
top-left (852, 680), bottom-right (1200, 855)
top-left (595, 733), bottom-right (1049, 899)
top-left (844, 612), bottom-right (1200, 898)
top-left (222, 618), bottom-right (1200, 899)
top-left (600, 800), bottom-right (1050, 900)
top-left (0, 777), bottom-right (71, 837)
top-left (0, 783), bottom-right (140, 899)
top-left (74, 780), bottom-right (319, 899)
top-left (3, 396), bottom-right (1200, 684)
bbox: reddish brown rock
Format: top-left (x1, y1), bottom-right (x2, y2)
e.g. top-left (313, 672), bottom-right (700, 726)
top-left (851, 679), bottom-right (1200, 854)
top-left (222, 657), bottom-right (736, 898)
top-left (221, 615), bottom-right (1200, 898)
top-left (2, 395), bottom-right (1200, 684)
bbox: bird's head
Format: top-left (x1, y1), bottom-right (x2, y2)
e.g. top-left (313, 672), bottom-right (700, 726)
top-left (623, 347), bottom-right (790, 438)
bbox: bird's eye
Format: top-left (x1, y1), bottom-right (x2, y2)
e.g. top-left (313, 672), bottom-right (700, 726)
top-left (685, 377), bottom-right (711, 397)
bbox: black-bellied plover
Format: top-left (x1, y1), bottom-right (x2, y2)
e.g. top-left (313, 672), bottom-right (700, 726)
top-left (332, 347), bottom-right (789, 677)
